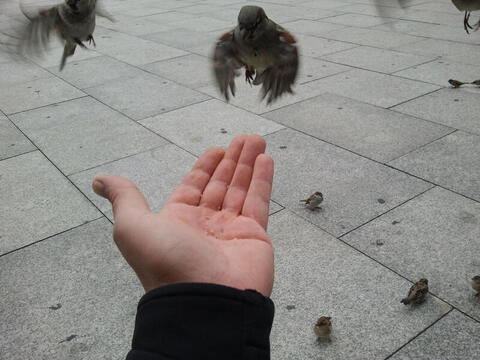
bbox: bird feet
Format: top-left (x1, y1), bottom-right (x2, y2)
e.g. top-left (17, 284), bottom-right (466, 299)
top-left (87, 35), bottom-right (96, 48)
top-left (464, 12), bottom-right (480, 34)
top-left (245, 68), bottom-right (255, 85)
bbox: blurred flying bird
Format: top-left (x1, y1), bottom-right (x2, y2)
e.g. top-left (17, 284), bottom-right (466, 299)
top-left (471, 275), bottom-right (480, 296)
top-left (0, 0), bottom-right (114, 70)
top-left (213, 5), bottom-right (299, 104)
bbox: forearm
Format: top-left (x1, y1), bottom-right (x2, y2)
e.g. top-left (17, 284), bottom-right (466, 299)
top-left (126, 283), bottom-right (275, 360)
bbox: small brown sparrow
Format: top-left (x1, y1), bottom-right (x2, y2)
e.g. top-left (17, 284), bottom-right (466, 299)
top-left (449, 79), bottom-right (465, 88)
top-left (213, 5), bottom-right (299, 104)
top-left (471, 275), bottom-right (480, 296)
top-left (314, 316), bottom-right (332, 339)
top-left (300, 192), bottom-right (323, 210)
top-left (401, 278), bottom-right (429, 305)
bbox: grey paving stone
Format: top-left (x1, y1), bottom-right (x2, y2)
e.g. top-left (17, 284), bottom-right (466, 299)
top-left (142, 28), bottom-right (218, 51)
top-left (306, 69), bottom-right (440, 108)
top-left (26, 46), bottom-right (102, 69)
top-left (139, 99), bottom-right (285, 155)
top-left (84, 73), bottom-right (209, 121)
top-left (269, 211), bottom-right (451, 360)
top-left (197, 79), bottom-right (325, 115)
top-left (392, 88), bottom-right (480, 135)
top-left (0, 60), bottom-right (52, 87)
top-left (0, 77), bottom-right (85, 115)
top-left (392, 39), bottom-right (480, 67)
top-left (142, 54), bottom-right (214, 89)
top-left (265, 129), bottom-right (432, 236)
top-left (167, 16), bottom-right (233, 32)
top-left (279, 19), bottom-right (346, 37)
top-left (372, 20), bottom-right (479, 45)
top-left (10, 97), bottom-right (167, 175)
top-left (394, 59), bottom-right (480, 86)
top-left (321, 46), bottom-right (435, 74)
top-left (295, 34), bottom-right (359, 58)
top-left (263, 93), bottom-right (453, 162)
top-left (389, 311), bottom-right (480, 360)
top-left (0, 114), bottom-right (36, 160)
top-left (0, 151), bottom-right (101, 254)
top-left (101, 18), bottom-right (173, 36)
top-left (0, 218), bottom-right (141, 360)
top-left (97, 38), bottom-right (188, 66)
top-left (342, 187), bottom-right (480, 320)
top-left (47, 56), bottom-right (145, 89)
top-left (142, 11), bottom-right (199, 25)
top-left (322, 13), bottom-right (394, 27)
top-left (389, 131), bottom-right (480, 201)
top-left (70, 145), bottom-right (196, 220)
top-left (297, 56), bottom-right (352, 84)
top-left (323, 27), bottom-right (425, 49)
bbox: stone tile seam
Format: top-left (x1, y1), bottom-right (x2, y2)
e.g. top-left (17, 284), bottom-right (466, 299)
top-left (383, 308), bottom-right (454, 360)
top-left (0, 148), bottom-right (38, 162)
top-left (385, 129), bottom-right (458, 164)
top-left (318, 52), bottom-right (441, 75)
top-left (5, 95), bottom-right (89, 117)
top-left (0, 216), bottom-right (105, 259)
top-left (39, 62), bottom-right (213, 160)
top-left (2, 114), bottom-right (109, 220)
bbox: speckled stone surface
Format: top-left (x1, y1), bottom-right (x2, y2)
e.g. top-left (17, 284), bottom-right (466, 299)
top-left (0, 151), bottom-right (101, 254)
top-left (306, 69), bottom-right (440, 108)
top-left (0, 113), bottom-right (36, 160)
top-left (263, 93), bottom-right (453, 162)
top-left (0, 218), bottom-right (142, 360)
top-left (70, 144), bottom-right (196, 220)
top-left (140, 99), bottom-right (284, 156)
top-left (392, 88), bottom-right (480, 135)
top-left (84, 73), bottom-right (210, 121)
top-left (389, 311), bottom-right (480, 360)
top-left (269, 211), bottom-right (451, 360)
top-left (389, 131), bottom-right (480, 201)
top-left (1, 0), bottom-right (479, 358)
top-left (265, 129), bottom-right (432, 236)
top-left (342, 186), bottom-right (480, 320)
top-left (10, 96), bottom-right (168, 175)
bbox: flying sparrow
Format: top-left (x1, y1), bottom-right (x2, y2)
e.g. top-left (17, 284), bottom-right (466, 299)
top-left (1, 0), bottom-right (114, 70)
top-left (401, 278), bottom-right (429, 305)
top-left (314, 316), bottom-right (332, 339)
top-left (213, 5), bottom-right (299, 104)
top-left (472, 275), bottom-right (480, 296)
top-left (300, 191), bottom-right (323, 210)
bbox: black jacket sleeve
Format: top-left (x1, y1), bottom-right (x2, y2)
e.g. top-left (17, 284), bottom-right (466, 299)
top-left (126, 283), bottom-right (275, 360)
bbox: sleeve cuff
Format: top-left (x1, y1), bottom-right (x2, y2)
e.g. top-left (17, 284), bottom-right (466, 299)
top-left (126, 282), bottom-right (275, 360)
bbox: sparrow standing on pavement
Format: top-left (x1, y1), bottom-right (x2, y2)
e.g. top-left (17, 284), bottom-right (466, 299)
top-left (314, 317), bottom-right (332, 339)
top-left (300, 192), bottom-right (323, 210)
top-left (472, 275), bottom-right (480, 296)
top-left (213, 5), bottom-right (299, 104)
top-left (401, 278), bottom-right (429, 305)
top-left (2, 0), bottom-right (113, 70)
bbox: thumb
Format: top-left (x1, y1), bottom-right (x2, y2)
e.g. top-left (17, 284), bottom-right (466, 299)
top-left (92, 175), bottom-right (150, 220)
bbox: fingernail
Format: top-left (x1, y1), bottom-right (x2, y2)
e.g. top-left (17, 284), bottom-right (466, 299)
top-left (92, 179), bottom-right (106, 197)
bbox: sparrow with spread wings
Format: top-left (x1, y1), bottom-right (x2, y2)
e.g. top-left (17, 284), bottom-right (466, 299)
top-left (1, 0), bottom-right (113, 70)
top-left (212, 5), bottom-right (299, 105)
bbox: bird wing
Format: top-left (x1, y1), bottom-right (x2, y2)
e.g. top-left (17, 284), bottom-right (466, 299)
top-left (260, 25), bottom-right (298, 104)
top-left (213, 30), bottom-right (242, 102)
top-left (16, 5), bottom-right (59, 57)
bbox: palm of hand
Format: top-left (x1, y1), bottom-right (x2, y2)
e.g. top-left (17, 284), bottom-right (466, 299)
top-left (98, 135), bottom-right (274, 296)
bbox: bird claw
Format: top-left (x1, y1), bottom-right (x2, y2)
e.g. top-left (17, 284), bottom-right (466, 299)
top-left (87, 35), bottom-right (96, 47)
top-left (245, 68), bottom-right (254, 85)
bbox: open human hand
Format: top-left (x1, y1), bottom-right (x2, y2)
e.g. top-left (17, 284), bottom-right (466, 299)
top-left (92, 135), bottom-right (274, 296)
